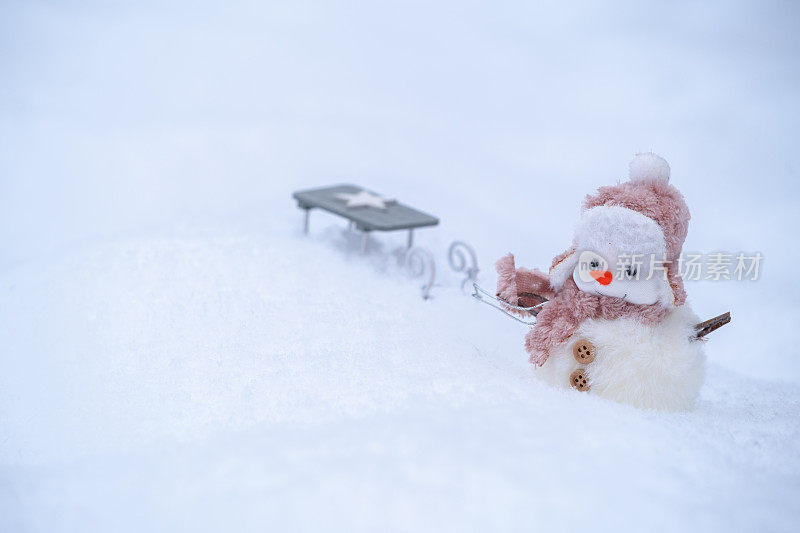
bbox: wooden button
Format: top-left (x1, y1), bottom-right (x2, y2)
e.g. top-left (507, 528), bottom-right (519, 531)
top-left (572, 339), bottom-right (596, 364)
top-left (570, 368), bottom-right (590, 391)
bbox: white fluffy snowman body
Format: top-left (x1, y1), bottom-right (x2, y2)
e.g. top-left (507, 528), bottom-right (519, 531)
top-left (536, 305), bottom-right (706, 411)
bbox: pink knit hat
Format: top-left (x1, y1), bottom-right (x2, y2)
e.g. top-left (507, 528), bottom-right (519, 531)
top-left (550, 153), bottom-right (691, 306)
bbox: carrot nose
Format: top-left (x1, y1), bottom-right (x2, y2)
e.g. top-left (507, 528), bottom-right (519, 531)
top-left (590, 270), bottom-right (613, 285)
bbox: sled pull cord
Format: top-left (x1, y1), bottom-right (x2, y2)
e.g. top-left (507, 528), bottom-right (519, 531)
top-left (471, 283), bottom-right (546, 326)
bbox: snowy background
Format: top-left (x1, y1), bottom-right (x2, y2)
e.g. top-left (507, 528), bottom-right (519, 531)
top-left (1, 0), bottom-right (799, 530)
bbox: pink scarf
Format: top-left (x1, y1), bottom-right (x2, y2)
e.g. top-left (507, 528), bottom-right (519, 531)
top-left (525, 278), bottom-right (669, 366)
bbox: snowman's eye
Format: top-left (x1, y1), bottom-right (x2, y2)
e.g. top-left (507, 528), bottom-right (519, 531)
top-left (590, 260), bottom-right (600, 268)
top-left (626, 266), bottom-right (638, 277)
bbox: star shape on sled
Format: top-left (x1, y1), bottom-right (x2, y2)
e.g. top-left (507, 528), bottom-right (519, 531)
top-left (334, 189), bottom-right (395, 209)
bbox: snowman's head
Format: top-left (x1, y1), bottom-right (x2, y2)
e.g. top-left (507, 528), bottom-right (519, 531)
top-left (551, 205), bottom-right (675, 307)
top-left (548, 153), bottom-right (691, 308)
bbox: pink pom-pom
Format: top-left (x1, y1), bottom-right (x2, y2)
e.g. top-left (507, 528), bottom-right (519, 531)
top-left (629, 152), bottom-right (670, 183)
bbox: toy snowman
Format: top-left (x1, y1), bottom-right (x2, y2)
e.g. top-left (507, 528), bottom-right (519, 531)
top-left (495, 153), bottom-right (727, 411)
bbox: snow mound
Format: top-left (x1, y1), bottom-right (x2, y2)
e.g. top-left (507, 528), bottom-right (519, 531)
top-left (1, 227), bottom-right (798, 531)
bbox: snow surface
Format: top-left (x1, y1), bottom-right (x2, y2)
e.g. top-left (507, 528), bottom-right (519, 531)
top-left (1, 1), bottom-right (799, 531)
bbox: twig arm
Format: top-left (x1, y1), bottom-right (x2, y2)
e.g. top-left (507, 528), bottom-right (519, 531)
top-left (510, 292), bottom-right (549, 316)
top-left (694, 312), bottom-right (731, 339)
